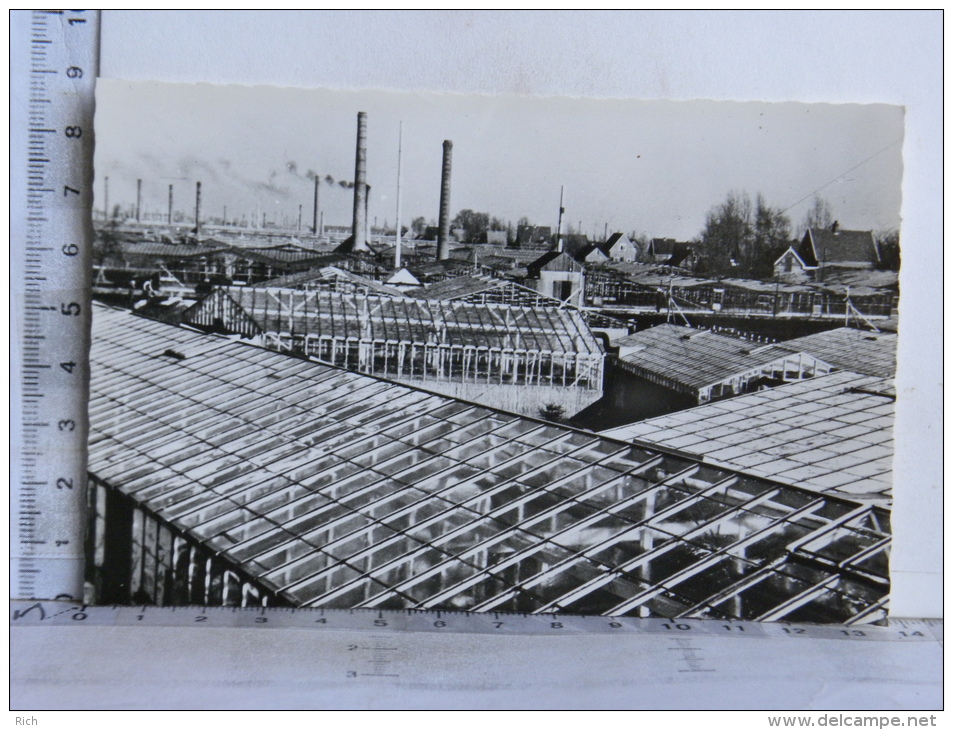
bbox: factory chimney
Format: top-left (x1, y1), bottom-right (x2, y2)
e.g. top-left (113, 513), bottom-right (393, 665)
top-left (365, 185), bottom-right (371, 243)
top-left (167, 184), bottom-right (173, 225)
top-left (194, 181), bottom-right (202, 237)
top-left (351, 111), bottom-right (370, 252)
top-left (104, 176), bottom-right (109, 221)
top-left (136, 179), bottom-right (142, 222)
top-left (312, 176), bottom-right (319, 234)
top-left (555, 186), bottom-right (566, 253)
top-left (437, 140), bottom-right (453, 260)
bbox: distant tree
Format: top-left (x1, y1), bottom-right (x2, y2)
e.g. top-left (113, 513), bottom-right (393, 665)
top-left (629, 232), bottom-right (649, 258)
top-left (488, 216), bottom-right (506, 232)
top-left (451, 209), bottom-right (490, 243)
top-left (695, 191), bottom-right (790, 278)
top-left (538, 403), bottom-right (566, 423)
top-left (517, 216), bottom-right (531, 228)
top-left (800, 195), bottom-right (834, 233)
top-left (93, 228), bottom-right (124, 267)
top-left (410, 216), bottom-right (427, 238)
top-left (875, 229), bottom-right (901, 271)
top-left (751, 193), bottom-right (792, 278)
top-left (695, 191), bottom-right (752, 274)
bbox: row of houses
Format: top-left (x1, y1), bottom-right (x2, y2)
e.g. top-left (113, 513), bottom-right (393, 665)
top-left (95, 223), bottom-right (897, 324)
top-left (428, 224), bottom-right (886, 279)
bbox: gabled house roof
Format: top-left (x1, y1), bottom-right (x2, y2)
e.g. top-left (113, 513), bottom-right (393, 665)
top-left (799, 228), bottom-right (880, 267)
top-left (573, 243), bottom-right (610, 262)
top-left (648, 238), bottom-right (677, 256)
top-left (516, 224), bottom-right (552, 245)
top-left (384, 267), bottom-right (422, 287)
top-left (773, 246), bottom-right (816, 270)
top-left (647, 238), bottom-right (693, 266)
top-left (527, 250), bottom-right (585, 274)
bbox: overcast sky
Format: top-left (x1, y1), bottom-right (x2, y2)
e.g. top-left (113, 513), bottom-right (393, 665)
top-left (94, 79), bottom-right (904, 241)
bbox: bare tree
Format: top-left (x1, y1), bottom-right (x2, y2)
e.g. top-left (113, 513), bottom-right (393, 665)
top-left (752, 193), bottom-right (792, 278)
top-left (410, 216), bottom-right (428, 238)
top-left (696, 191), bottom-right (790, 278)
top-left (451, 209), bottom-right (490, 243)
top-left (875, 229), bottom-right (901, 271)
top-left (801, 196), bottom-right (834, 233)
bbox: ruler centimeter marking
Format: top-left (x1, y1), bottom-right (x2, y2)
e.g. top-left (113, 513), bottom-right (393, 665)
top-left (12, 10), bottom-right (100, 601)
top-left (9, 602), bottom-right (943, 644)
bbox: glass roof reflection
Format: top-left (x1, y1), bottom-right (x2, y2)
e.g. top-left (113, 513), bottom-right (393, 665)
top-left (88, 304), bottom-right (891, 623)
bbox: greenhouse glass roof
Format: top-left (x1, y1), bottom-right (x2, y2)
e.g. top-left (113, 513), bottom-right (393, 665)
top-left (88, 304), bottom-right (890, 623)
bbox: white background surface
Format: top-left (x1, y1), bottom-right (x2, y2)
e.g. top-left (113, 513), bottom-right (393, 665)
top-left (98, 9), bottom-right (941, 619)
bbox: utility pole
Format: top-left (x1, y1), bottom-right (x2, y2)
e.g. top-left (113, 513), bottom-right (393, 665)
top-left (555, 186), bottom-right (565, 253)
top-left (395, 121), bottom-right (403, 270)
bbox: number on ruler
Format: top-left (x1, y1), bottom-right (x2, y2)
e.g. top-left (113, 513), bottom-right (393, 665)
top-left (64, 126), bottom-right (82, 138)
top-left (66, 66), bottom-right (82, 78)
top-left (56, 478), bottom-right (73, 490)
top-left (60, 302), bottom-right (81, 316)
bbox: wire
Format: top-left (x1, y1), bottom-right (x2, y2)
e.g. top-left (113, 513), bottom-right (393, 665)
top-left (780, 136), bottom-right (903, 216)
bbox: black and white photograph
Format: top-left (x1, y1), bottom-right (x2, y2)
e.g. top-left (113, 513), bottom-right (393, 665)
top-left (83, 80), bottom-right (903, 624)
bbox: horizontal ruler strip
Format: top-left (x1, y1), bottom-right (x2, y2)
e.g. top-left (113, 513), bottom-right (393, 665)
top-left (10, 601), bottom-right (941, 643)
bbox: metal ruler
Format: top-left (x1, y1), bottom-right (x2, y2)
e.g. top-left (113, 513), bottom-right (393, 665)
top-left (11, 10), bottom-right (101, 601)
top-left (9, 601), bottom-right (943, 644)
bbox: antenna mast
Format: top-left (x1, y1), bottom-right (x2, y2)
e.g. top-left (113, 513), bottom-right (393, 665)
top-left (395, 121), bottom-right (403, 270)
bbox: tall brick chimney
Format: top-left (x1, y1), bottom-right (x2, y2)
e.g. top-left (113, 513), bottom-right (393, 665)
top-left (437, 140), bottom-right (453, 260)
top-left (194, 181), bottom-right (202, 237)
top-left (351, 111), bottom-right (369, 252)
